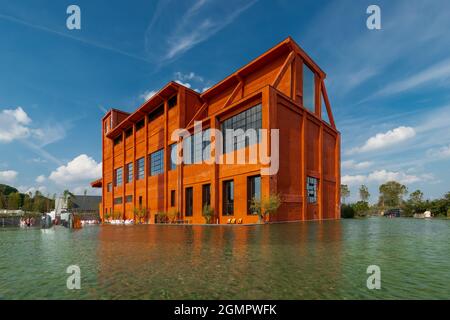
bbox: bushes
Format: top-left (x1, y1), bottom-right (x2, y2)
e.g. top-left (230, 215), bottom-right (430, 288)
top-left (202, 205), bottom-right (214, 224)
top-left (341, 204), bottom-right (355, 219)
top-left (352, 201), bottom-right (370, 217)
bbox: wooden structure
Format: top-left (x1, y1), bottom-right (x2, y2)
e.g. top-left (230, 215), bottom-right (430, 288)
top-left (91, 37), bottom-right (340, 224)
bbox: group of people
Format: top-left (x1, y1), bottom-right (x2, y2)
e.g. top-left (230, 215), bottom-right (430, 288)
top-left (19, 217), bottom-right (35, 227)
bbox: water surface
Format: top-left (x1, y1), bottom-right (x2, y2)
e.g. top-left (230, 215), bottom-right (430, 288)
top-left (1, 218), bottom-right (449, 299)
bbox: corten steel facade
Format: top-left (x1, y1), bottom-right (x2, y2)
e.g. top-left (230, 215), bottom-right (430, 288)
top-left (91, 37), bottom-right (341, 224)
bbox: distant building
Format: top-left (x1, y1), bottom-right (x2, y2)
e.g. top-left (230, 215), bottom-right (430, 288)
top-left (70, 195), bottom-right (102, 216)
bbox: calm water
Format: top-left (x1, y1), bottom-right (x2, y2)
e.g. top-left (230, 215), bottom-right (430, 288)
top-left (0, 218), bottom-right (449, 299)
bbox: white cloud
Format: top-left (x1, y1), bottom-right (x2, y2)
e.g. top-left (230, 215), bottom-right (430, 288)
top-left (375, 57), bottom-right (450, 97)
top-left (0, 106), bottom-right (65, 146)
top-left (145, 0), bottom-right (258, 63)
top-left (175, 80), bottom-right (192, 88)
top-left (140, 90), bottom-right (157, 101)
top-left (36, 175), bottom-right (46, 183)
top-left (202, 87), bottom-right (211, 93)
top-left (350, 126), bottom-right (416, 154)
top-left (342, 160), bottom-right (373, 170)
top-left (174, 72), bottom-right (204, 82)
top-left (426, 144), bottom-right (450, 159)
top-left (49, 154), bottom-right (101, 185)
top-left (0, 170), bottom-right (18, 184)
top-left (0, 107), bottom-right (32, 142)
top-left (342, 170), bottom-right (433, 186)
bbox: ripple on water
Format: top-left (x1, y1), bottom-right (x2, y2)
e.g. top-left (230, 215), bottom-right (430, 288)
top-left (1, 218), bottom-right (449, 299)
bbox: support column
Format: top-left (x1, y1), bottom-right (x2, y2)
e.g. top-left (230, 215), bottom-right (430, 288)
top-left (164, 99), bottom-right (169, 213)
top-left (178, 87), bottom-right (186, 220)
top-left (301, 113), bottom-right (306, 221)
top-left (133, 123), bottom-right (136, 221)
top-left (122, 131), bottom-right (126, 220)
top-left (210, 115), bottom-right (219, 224)
top-left (317, 79), bottom-right (323, 220)
top-left (335, 133), bottom-right (341, 219)
top-left (101, 120), bottom-right (105, 221)
top-left (145, 115), bottom-right (149, 222)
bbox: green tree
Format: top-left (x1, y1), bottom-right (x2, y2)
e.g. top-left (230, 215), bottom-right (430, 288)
top-left (341, 204), bottom-right (355, 219)
top-left (251, 194), bottom-right (281, 223)
top-left (341, 184), bottom-right (350, 204)
top-left (359, 185), bottom-right (370, 202)
top-left (7, 192), bottom-right (21, 210)
top-left (378, 181), bottom-right (408, 208)
top-left (409, 190), bottom-right (424, 204)
top-left (63, 190), bottom-right (75, 209)
top-left (202, 205), bottom-right (214, 224)
top-left (0, 192), bottom-right (5, 209)
top-left (22, 194), bottom-right (33, 212)
top-left (352, 201), bottom-right (370, 217)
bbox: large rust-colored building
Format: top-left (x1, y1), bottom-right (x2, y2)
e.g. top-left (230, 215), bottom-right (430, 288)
top-left (92, 37), bottom-right (340, 224)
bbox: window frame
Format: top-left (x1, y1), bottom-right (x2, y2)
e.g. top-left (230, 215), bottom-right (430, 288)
top-left (126, 162), bottom-right (133, 183)
top-left (307, 176), bottom-right (319, 204)
top-left (202, 184), bottom-right (211, 209)
top-left (185, 187), bottom-right (193, 217)
top-left (115, 167), bottom-right (123, 187)
top-left (247, 175), bottom-right (261, 215)
top-left (150, 149), bottom-right (164, 176)
top-left (222, 180), bottom-right (234, 216)
top-left (221, 104), bottom-right (262, 154)
top-left (136, 157), bottom-right (145, 180)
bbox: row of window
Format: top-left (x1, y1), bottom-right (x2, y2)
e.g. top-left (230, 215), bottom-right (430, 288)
top-left (112, 148), bottom-right (165, 187)
top-left (110, 176), bottom-right (319, 215)
top-left (109, 104), bottom-right (263, 188)
top-left (113, 195), bottom-right (134, 205)
top-left (111, 95), bottom-right (178, 143)
top-left (182, 176), bottom-right (261, 216)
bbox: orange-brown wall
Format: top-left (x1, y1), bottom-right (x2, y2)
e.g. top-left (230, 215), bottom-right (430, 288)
top-left (99, 40), bottom-right (340, 224)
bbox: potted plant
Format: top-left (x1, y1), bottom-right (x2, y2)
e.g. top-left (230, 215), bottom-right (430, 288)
top-left (168, 208), bottom-right (179, 223)
top-left (134, 207), bottom-right (148, 224)
top-left (104, 211), bottom-right (111, 223)
top-left (202, 205), bottom-right (214, 224)
top-left (253, 194), bottom-right (281, 223)
top-left (156, 211), bottom-right (168, 224)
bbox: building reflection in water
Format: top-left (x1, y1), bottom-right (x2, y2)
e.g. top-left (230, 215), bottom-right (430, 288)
top-left (95, 221), bottom-right (342, 299)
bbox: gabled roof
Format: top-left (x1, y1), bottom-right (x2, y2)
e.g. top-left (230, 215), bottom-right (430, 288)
top-left (104, 37), bottom-right (325, 138)
top-left (106, 81), bottom-right (200, 138)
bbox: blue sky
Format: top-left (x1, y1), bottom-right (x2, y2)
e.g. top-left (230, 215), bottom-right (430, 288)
top-left (0, 0), bottom-right (449, 202)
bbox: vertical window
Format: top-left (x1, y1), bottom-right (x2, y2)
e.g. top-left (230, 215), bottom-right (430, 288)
top-left (223, 180), bottom-right (234, 216)
top-left (126, 163), bottom-right (133, 183)
top-left (136, 157), bottom-right (145, 180)
top-left (148, 104), bottom-right (164, 122)
top-left (221, 104), bottom-right (262, 153)
top-left (247, 175), bottom-right (261, 215)
top-left (113, 135), bottom-right (122, 146)
top-left (185, 187), bottom-right (193, 217)
top-left (115, 167), bottom-right (123, 186)
top-left (170, 144), bottom-right (177, 170)
top-left (138, 196), bottom-right (143, 208)
top-left (107, 183), bottom-right (112, 192)
top-left (170, 190), bottom-right (176, 207)
top-left (150, 149), bottom-right (164, 175)
top-left (303, 64), bottom-right (316, 112)
top-left (125, 128), bottom-right (133, 138)
top-left (307, 177), bottom-right (318, 203)
top-left (202, 184), bottom-right (211, 208)
top-left (136, 119), bottom-right (145, 131)
top-left (168, 95), bottom-right (177, 108)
